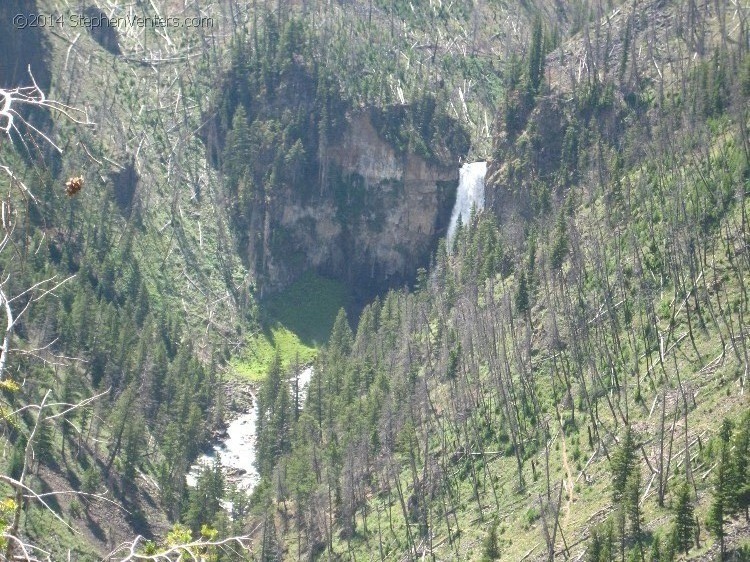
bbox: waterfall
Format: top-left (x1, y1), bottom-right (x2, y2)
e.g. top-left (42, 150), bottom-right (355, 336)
top-left (447, 161), bottom-right (487, 244)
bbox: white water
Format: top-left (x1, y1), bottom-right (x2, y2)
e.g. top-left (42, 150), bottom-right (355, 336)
top-left (447, 161), bottom-right (487, 243)
top-left (186, 403), bottom-right (261, 492)
top-left (295, 365), bottom-right (314, 401)
top-left (187, 366), bottom-right (315, 495)
top-left (186, 166), bottom-right (487, 495)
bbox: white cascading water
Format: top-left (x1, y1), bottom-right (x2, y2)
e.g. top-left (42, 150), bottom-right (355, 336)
top-left (188, 165), bottom-right (488, 494)
top-left (186, 401), bottom-right (261, 493)
top-left (187, 365), bottom-right (315, 495)
top-left (296, 365), bottom-right (314, 400)
top-left (447, 161), bottom-right (487, 243)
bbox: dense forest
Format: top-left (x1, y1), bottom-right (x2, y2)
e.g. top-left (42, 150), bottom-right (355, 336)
top-left (0, 0), bottom-right (749, 561)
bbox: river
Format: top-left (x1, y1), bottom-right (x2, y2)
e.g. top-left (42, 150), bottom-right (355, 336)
top-left (188, 163), bottom-right (482, 492)
top-left (187, 365), bottom-right (314, 493)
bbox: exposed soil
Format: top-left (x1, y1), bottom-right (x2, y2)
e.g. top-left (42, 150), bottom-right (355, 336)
top-left (32, 456), bottom-right (170, 559)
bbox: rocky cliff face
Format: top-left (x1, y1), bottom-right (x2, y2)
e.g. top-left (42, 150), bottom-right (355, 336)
top-left (264, 112), bottom-right (458, 300)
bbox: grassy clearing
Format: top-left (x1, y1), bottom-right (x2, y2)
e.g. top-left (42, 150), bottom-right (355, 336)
top-left (263, 271), bottom-right (351, 347)
top-left (233, 272), bottom-right (350, 381)
top-left (231, 325), bottom-right (317, 382)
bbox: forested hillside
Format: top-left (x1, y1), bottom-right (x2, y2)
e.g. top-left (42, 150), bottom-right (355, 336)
top-left (0, 0), bottom-right (244, 556)
top-left (0, 0), bottom-right (749, 561)
top-left (244, 2), bottom-right (750, 561)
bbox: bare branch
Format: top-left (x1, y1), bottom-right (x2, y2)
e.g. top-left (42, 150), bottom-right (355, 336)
top-left (0, 275), bottom-right (75, 381)
top-left (0, 165), bottom-right (38, 204)
top-left (105, 528), bottom-right (257, 562)
top-left (0, 66), bottom-right (93, 147)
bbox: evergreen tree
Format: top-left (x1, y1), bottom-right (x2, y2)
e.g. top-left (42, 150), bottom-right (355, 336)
top-left (527, 16), bottom-right (545, 95)
top-left (34, 413), bottom-right (54, 466)
top-left (611, 426), bottom-right (637, 503)
top-left (9, 438), bottom-right (26, 480)
top-left (481, 520), bottom-right (501, 561)
top-left (706, 419), bottom-right (733, 559)
top-left (550, 211), bottom-right (569, 270)
top-left (328, 308), bottom-right (353, 359)
top-left (446, 344), bottom-right (461, 381)
top-left (260, 511), bottom-right (281, 562)
top-left (589, 518), bottom-right (616, 562)
top-left (625, 469), bottom-right (643, 548)
top-left (81, 466), bottom-right (101, 495)
top-left (516, 270), bottom-right (530, 314)
top-left (672, 480), bottom-right (696, 554)
top-left (730, 411), bottom-right (750, 519)
top-left (706, 496), bottom-right (726, 560)
top-left (662, 529), bottom-right (678, 562)
top-left (121, 413), bottom-right (146, 485)
top-left (588, 526), bottom-right (603, 562)
top-left (648, 535), bottom-right (661, 562)
top-left (257, 350), bottom-right (291, 478)
top-left (223, 106), bottom-right (253, 191)
top-left (59, 368), bottom-right (80, 458)
top-left (185, 457), bottom-right (225, 533)
top-left (106, 385), bottom-right (139, 474)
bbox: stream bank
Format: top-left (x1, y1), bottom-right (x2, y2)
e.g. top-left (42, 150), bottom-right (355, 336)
top-left (187, 366), bottom-right (314, 493)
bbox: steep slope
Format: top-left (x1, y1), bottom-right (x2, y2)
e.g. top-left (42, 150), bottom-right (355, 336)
top-left (0, 0), bottom-right (549, 556)
top-left (0, 1), bottom-right (249, 556)
top-left (241, 2), bottom-right (750, 561)
top-left (202, 0), bottom-right (609, 303)
top-left (2, 0), bottom-right (749, 560)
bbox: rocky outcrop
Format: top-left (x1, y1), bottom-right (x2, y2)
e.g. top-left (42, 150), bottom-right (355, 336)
top-left (485, 87), bottom-right (626, 225)
top-left (485, 94), bottom-right (567, 222)
top-left (264, 112), bottom-right (459, 300)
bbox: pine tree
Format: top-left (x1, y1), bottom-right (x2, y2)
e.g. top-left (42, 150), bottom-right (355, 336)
top-left (516, 270), bottom-right (530, 314)
top-left (626, 469), bottom-right (643, 547)
top-left (481, 521), bottom-right (501, 561)
top-left (81, 466), bottom-right (101, 495)
top-left (185, 457), bottom-right (225, 533)
top-left (223, 105), bottom-right (253, 191)
top-left (527, 16), bottom-right (545, 95)
top-left (59, 368), bottom-right (80, 459)
top-left (588, 526), bottom-right (603, 562)
top-left (34, 414), bottom-right (54, 468)
top-left (602, 518), bottom-right (616, 562)
top-left (649, 535), bottom-right (661, 562)
top-left (260, 511), bottom-right (281, 562)
top-left (672, 480), bottom-right (696, 554)
top-left (662, 528), bottom-right (678, 562)
top-left (270, 379), bottom-right (291, 460)
top-left (706, 496), bottom-right (726, 560)
top-left (611, 426), bottom-right (637, 503)
top-left (730, 411), bottom-right (750, 519)
top-left (328, 308), bottom-right (353, 359)
top-left (9, 438), bottom-right (26, 480)
top-left (550, 211), bottom-right (569, 270)
top-left (121, 413), bottom-right (146, 485)
top-left (257, 353), bottom-right (281, 468)
top-left (706, 419), bottom-right (733, 559)
top-left (446, 344), bottom-right (461, 381)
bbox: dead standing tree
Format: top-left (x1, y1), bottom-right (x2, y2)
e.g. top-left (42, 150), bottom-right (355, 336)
top-left (0, 67), bottom-right (90, 382)
top-left (0, 68), bottom-right (251, 561)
